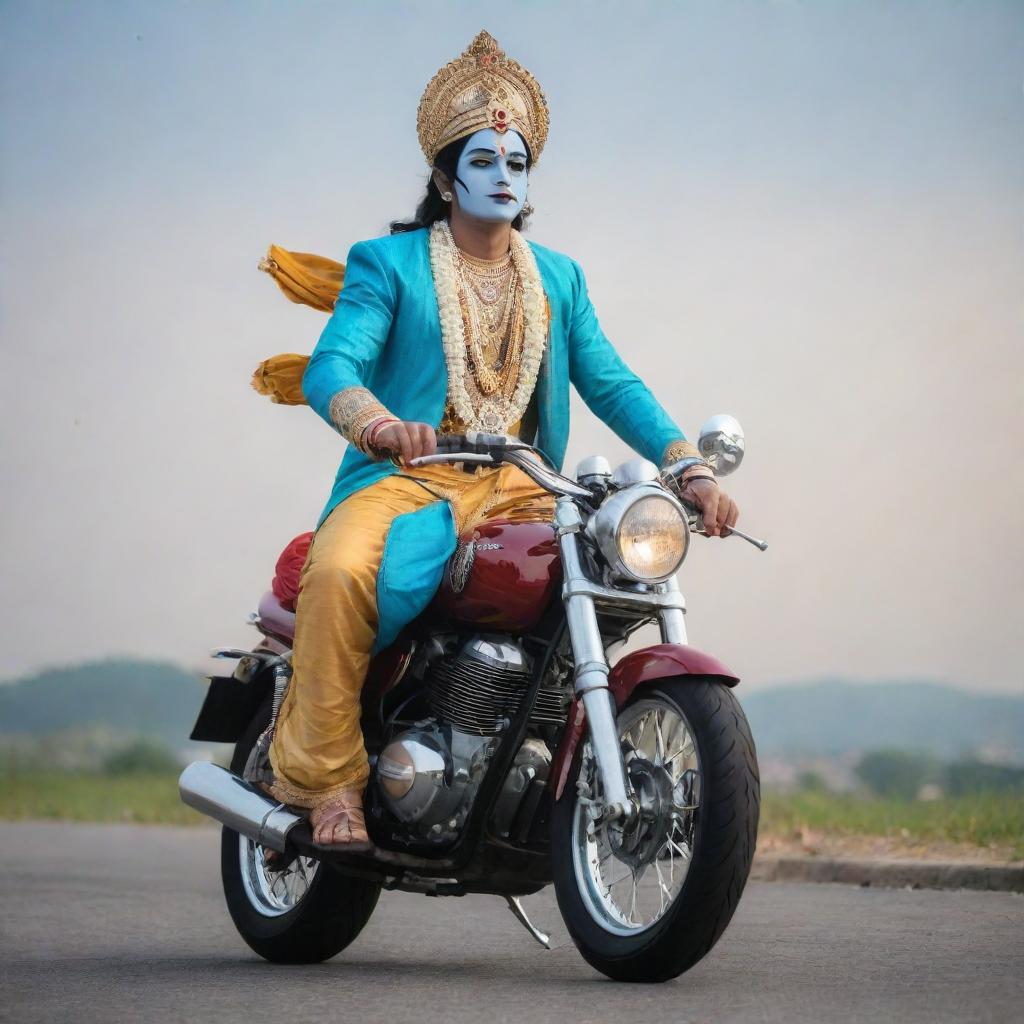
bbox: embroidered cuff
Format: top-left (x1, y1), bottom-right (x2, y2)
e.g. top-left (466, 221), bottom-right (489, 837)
top-left (328, 387), bottom-right (395, 453)
top-left (661, 438), bottom-right (702, 467)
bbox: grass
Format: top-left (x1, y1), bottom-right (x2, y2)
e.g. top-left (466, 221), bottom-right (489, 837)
top-left (2, 772), bottom-right (1021, 858)
top-left (761, 790), bottom-right (1024, 858)
top-left (0, 771), bottom-right (206, 826)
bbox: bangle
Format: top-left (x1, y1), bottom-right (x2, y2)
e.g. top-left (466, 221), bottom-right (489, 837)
top-left (665, 456), bottom-right (714, 480)
top-left (363, 416), bottom-right (399, 456)
top-left (680, 468), bottom-right (716, 485)
top-left (659, 456), bottom-right (715, 498)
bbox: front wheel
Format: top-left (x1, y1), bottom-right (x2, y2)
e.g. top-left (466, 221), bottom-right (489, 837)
top-left (551, 679), bottom-right (759, 982)
top-left (220, 699), bottom-right (381, 963)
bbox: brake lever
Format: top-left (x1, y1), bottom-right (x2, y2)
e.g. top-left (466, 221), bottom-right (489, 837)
top-left (686, 509), bottom-right (768, 551)
top-left (722, 525), bottom-right (768, 551)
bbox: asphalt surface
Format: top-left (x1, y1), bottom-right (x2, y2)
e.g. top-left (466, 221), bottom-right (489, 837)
top-left (2, 822), bottom-right (1021, 1024)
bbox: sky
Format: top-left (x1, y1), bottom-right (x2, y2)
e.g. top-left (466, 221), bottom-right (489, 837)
top-left (1, 1), bottom-right (1022, 695)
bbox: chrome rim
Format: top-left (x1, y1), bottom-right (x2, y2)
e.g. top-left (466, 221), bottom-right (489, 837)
top-left (571, 696), bottom-right (701, 936)
top-left (238, 835), bottom-right (319, 917)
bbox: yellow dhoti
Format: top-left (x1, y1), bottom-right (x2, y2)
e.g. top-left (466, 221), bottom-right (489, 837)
top-left (267, 459), bottom-right (556, 808)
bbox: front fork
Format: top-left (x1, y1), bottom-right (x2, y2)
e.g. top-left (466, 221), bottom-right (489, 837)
top-left (555, 498), bottom-right (688, 824)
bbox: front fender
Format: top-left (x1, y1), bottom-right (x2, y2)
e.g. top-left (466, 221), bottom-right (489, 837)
top-left (608, 643), bottom-right (738, 701)
top-left (548, 643), bottom-right (739, 801)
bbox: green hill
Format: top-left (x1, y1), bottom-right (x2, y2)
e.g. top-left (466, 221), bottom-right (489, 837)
top-left (742, 679), bottom-right (1024, 761)
top-left (0, 660), bottom-right (208, 748)
top-left (0, 661), bottom-right (1021, 764)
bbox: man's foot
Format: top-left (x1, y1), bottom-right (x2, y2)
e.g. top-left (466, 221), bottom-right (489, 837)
top-left (309, 789), bottom-right (374, 853)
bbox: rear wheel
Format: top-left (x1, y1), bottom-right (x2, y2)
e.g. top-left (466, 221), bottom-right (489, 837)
top-left (220, 699), bottom-right (381, 963)
top-left (551, 679), bottom-right (759, 982)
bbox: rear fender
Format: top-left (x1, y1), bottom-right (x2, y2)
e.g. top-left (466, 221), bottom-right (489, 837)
top-left (549, 643), bottom-right (739, 801)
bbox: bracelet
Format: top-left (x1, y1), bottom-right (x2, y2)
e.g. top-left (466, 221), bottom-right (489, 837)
top-left (679, 468), bottom-right (716, 486)
top-left (363, 416), bottom-right (400, 457)
top-left (366, 416), bottom-right (397, 447)
top-left (664, 455), bottom-right (714, 482)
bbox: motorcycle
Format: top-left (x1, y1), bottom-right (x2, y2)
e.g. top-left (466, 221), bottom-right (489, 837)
top-left (180, 414), bottom-right (763, 982)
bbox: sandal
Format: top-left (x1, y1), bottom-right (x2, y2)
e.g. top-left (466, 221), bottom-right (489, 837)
top-left (309, 789), bottom-right (374, 853)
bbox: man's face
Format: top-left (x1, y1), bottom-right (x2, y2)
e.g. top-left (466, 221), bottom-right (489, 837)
top-left (450, 128), bottom-right (529, 223)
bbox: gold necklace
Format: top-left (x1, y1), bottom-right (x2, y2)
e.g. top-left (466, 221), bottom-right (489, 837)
top-left (459, 284), bottom-right (523, 397)
top-left (431, 220), bottom-right (546, 436)
top-left (459, 251), bottom-right (512, 303)
top-left (452, 246), bottom-right (522, 396)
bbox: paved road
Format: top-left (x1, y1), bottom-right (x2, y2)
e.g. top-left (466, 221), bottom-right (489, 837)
top-left (1, 822), bottom-right (1021, 1024)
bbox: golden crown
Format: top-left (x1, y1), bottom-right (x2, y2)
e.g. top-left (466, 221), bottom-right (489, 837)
top-left (416, 31), bottom-right (549, 166)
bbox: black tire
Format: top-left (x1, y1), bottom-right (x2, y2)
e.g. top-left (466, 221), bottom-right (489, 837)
top-left (220, 699), bottom-right (381, 964)
top-left (551, 678), bottom-right (759, 982)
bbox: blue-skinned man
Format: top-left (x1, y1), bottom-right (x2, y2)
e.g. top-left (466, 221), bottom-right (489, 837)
top-left (263, 31), bottom-right (739, 848)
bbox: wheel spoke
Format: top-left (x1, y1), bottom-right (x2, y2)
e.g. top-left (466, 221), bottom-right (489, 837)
top-left (643, 713), bottom-right (654, 751)
top-left (654, 858), bottom-right (672, 915)
top-left (571, 697), bottom-right (701, 935)
top-left (665, 736), bottom-right (694, 769)
top-left (240, 837), bottom-right (319, 917)
top-left (667, 834), bottom-right (691, 862)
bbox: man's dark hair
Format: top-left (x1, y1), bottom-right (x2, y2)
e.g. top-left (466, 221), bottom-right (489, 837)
top-left (390, 135), bottom-right (534, 234)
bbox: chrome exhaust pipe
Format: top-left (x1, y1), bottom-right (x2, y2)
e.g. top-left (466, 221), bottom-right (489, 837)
top-left (178, 762), bottom-right (302, 853)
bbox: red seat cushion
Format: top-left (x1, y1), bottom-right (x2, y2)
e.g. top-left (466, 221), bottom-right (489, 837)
top-left (271, 532), bottom-right (313, 611)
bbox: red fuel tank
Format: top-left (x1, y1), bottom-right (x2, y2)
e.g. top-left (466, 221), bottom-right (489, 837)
top-left (430, 518), bottom-right (562, 633)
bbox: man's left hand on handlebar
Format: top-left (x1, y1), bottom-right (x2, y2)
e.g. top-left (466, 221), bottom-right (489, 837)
top-left (679, 478), bottom-right (739, 538)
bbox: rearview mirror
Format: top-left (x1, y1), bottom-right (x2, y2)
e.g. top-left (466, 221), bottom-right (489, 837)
top-left (698, 414), bottom-right (745, 477)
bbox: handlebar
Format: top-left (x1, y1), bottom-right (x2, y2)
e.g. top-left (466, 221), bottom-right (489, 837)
top-left (377, 431), bottom-right (768, 550)
top-left (396, 433), bottom-right (594, 501)
top-left (432, 431), bottom-right (512, 455)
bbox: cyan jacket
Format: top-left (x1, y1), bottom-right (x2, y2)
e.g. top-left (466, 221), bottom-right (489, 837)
top-left (302, 226), bottom-right (686, 651)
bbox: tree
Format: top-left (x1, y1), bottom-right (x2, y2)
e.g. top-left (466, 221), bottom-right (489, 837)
top-left (855, 750), bottom-right (941, 800)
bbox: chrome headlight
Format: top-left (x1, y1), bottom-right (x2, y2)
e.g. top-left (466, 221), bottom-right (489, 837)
top-left (588, 486), bottom-right (689, 583)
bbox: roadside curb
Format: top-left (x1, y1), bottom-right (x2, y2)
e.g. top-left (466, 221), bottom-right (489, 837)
top-left (752, 855), bottom-right (1024, 893)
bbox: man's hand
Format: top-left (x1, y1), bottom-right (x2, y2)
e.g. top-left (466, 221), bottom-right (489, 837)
top-left (369, 420), bottom-right (437, 464)
top-left (679, 478), bottom-right (739, 538)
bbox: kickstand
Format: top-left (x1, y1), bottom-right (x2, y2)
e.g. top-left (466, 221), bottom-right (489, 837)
top-left (505, 895), bottom-right (551, 949)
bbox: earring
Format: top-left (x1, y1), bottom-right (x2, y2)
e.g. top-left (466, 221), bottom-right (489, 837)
top-left (521, 202), bottom-right (535, 217)
top-left (441, 191), bottom-right (453, 202)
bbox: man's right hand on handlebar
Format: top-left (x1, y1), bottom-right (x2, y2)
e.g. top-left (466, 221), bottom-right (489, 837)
top-left (364, 419), bottom-right (437, 464)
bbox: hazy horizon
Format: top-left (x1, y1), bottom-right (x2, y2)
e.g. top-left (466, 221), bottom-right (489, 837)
top-left (2, 2), bottom-right (1022, 695)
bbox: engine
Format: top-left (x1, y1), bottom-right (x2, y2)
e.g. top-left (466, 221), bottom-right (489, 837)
top-left (374, 636), bottom-right (563, 843)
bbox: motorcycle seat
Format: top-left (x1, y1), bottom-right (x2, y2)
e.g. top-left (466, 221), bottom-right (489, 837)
top-left (257, 590), bottom-right (296, 643)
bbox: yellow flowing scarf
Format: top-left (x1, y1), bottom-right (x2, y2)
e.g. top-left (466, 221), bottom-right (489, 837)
top-left (258, 245), bottom-right (344, 312)
top-left (251, 246), bottom-right (345, 405)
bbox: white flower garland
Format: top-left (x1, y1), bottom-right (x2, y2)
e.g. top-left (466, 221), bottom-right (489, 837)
top-left (429, 220), bottom-right (547, 433)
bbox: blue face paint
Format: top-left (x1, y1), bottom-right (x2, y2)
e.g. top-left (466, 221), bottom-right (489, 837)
top-left (450, 128), bottom-right (529, 223)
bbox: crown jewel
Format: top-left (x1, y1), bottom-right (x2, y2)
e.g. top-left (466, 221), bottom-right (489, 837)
top-left (417, 31), bottom-right (550, 165)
